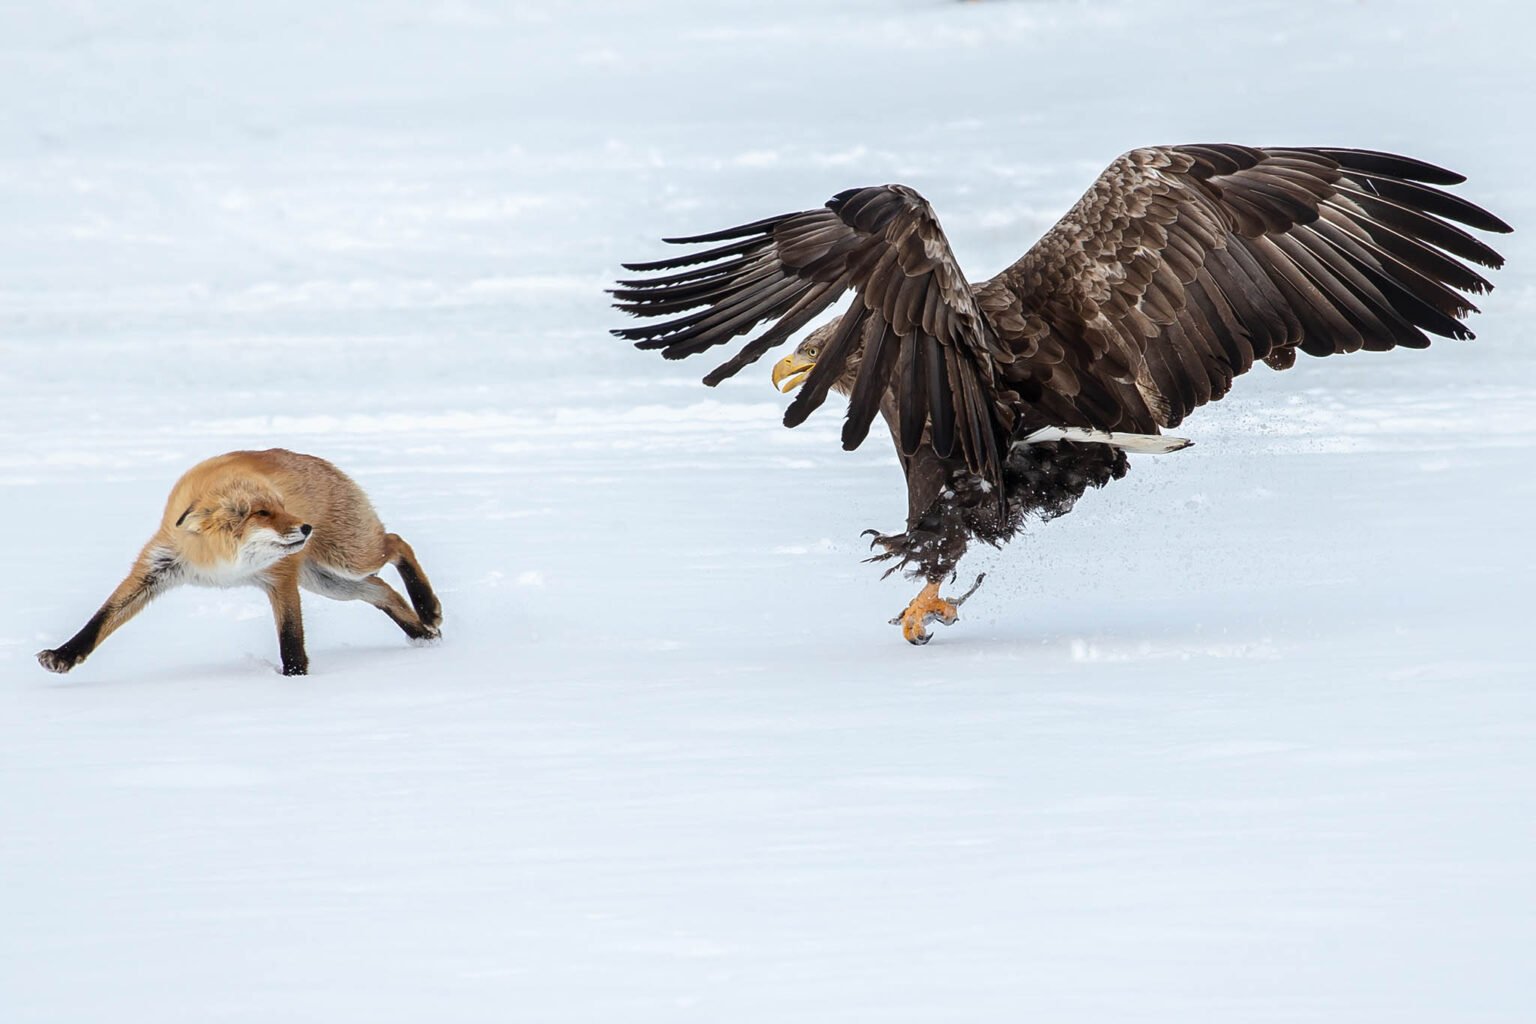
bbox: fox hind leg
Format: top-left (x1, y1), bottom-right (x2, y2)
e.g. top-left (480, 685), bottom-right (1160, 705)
top-left (37, 543), bottom-right (181, 674)
top-left (362, 576), bottom-right (439, 641)
top-left (383, 533), bottom-right (441, 631)
top-left (302, 563), bottom-right (439, 642)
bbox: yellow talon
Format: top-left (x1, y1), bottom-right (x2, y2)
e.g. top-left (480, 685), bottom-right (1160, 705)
top-left (890, 580), bottom-right (960, 646)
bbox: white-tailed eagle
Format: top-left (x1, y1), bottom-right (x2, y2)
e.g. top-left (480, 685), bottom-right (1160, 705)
top-left (614, 145), bottom-right (1510, 643)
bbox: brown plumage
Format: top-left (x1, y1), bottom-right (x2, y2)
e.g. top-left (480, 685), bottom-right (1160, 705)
top-left (613, 144), bottom-right (1511, 644)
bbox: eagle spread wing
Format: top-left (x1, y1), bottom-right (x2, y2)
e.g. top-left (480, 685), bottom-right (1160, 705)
top-left (611, 185), bottom-right (1011, 486)
top-left (614, 144), bottom-right (1509, 474)
top-left (980, 144), bottom-right (1511, 431)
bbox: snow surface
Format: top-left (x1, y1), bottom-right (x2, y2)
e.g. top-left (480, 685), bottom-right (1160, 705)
top-left (3, 1), bottom-right (1535, 1020)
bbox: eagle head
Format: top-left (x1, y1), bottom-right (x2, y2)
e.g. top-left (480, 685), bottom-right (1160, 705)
top-left (770, 319), bottom-right (859, 397)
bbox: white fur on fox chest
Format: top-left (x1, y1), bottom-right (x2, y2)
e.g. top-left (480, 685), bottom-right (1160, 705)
top-left (183, 557), bottom-right (273, 589)
top-left (181, 532), bottom-right (307, 588)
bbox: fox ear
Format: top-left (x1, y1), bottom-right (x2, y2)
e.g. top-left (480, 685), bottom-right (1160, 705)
top-left (175, 505), bottom-right (202, 533)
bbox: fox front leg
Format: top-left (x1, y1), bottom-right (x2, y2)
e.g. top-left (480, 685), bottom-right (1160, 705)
top-left (37, 544), bottom-right (181, 674)
top-left (264, 565), bottom-right (309, 676)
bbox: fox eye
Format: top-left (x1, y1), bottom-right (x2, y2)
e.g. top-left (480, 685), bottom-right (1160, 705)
top-left (254, 510), bottom-right (270, 518)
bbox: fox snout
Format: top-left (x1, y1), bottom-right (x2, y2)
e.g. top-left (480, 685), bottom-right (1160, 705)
top-left (257, 508), bottom-right (308, 542)
top-left (280, 523), bottom-right (313, 547)
top-left (239, 509), bottom-right (311, 559)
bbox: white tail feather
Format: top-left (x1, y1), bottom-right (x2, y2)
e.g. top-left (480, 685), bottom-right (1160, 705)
top-left (1017, 426), bottom-right (1193, 455)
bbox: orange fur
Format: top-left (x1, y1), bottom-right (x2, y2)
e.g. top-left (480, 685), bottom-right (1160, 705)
top-left (38, 449), bottom-right (441, 677)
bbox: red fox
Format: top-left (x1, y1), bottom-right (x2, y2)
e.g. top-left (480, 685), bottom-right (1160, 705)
top-left (37, 449), bottom-right (442, 677)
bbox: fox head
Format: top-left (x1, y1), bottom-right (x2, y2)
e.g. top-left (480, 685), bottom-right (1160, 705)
top-left (175, 482), bottom-right (311, 575)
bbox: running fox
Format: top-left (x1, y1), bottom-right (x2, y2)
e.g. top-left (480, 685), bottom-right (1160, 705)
top-left (37, 449), bottom-right (442, 676)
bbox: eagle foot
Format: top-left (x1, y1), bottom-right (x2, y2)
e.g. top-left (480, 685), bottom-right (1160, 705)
top-left (861, 529), bottom-right (911, 578)
top-left (888, 573), bottom-right (989, 646)
top-left (889, 581), bottom-right (960, 646)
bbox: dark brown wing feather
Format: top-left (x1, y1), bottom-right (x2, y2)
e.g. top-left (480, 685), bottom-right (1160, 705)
top-left (613, 185), bottom-right (1011, 486)
top-left (979, 145), bottom-right (1511, 432)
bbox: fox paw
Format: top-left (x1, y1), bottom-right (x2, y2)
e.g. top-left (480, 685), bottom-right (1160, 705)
top-left (37, 648), bottom-right (82, 674)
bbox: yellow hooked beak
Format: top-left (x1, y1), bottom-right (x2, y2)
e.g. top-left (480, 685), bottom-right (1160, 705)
top-left (771, 351), bottom-right (816, 394)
